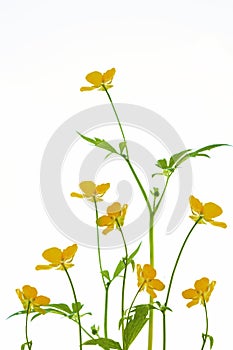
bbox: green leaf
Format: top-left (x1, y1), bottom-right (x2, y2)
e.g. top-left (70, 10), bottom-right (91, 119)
top-left (21, 341), bottom-right (32, 349)
top-left (113, 243), bottom-right (141, 279)
top-left (72, 302), bottom-right (83, 313)
top-left (168, 149), bottom-right (191, 167)
top-left (48, 303), bottom-right (72, 314)
top-left (202, 333), bottom-right (214, 349)
top-left (156, 158), bottom-right (168, 169)
top-left (101, 270), bottom-right (111, 281)
top-left (78, 132), bottom-right (118, 154)
top-left (7, 310), bottom-right (27, 319)
top-left (84, 338), bottom-right (122, 349)
top-left (124, 305), bottom-right (149, 349)
top-left (119, 141), bottom-right (127, 154)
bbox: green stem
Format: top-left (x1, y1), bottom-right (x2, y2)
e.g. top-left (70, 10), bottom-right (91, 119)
top-left (93, 197), bottom-right (107, 289)
top-left (63, 265), bottom-right (83, 349)
top-left (103, 85), bottom-right (129, 159)
top-left (25, 302), bottom-right (32, 350)
top-left (153, 175), bottom-right (171, 215)
top-left (126, 284), bottom-right (145, 329)
top-left (93, 197), bottom-right (110, 339)
top-left (201, 300), bottom-right (209, 350)
top-left (117, 221), bottom-right (128, 348)
top-left (165, 218), bottom-right (201, 307)
top-left (162, 217), bottom-right (202, 350)
top-left (104, 283), bottom-right (110, 339)
top-left (148, 213), bottom-right (155, 350)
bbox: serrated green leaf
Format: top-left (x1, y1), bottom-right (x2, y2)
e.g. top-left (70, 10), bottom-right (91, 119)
top-left (156, 158), bottom-right (168, 169)
top-left (78, 132), bottom-right (118, 154)
top-left (124, 305), bottom-right (149, 349)
top-left (101, 270), bottom-right (111, 281)
top-left (113, 243), bottom-right (141, 279)
top-left (84, 338), bottom-right (122, 349)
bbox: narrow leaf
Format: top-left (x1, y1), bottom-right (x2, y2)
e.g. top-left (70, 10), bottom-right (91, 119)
top-left (124, 305), bottom-right (149, 349)
top-left (168, 149), bottom-right (191, 167)
top-left (119, 141), bottom-right (127, 154)
top-left (48, 303), bottom-right (72, 313)
top-left (101, 270), bottom-right (111, 281)
top-left (84, 338), bottom-right (122, 349)
top-left (156, 158), bottom-right (168, 169)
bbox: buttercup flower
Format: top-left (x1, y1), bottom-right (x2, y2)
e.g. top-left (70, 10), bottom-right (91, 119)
top-left (182, 277), bottom-right (216, 308)
top-left (137, 264), bottom-right (165, 299)
top-left (80, 68), bottom-right (116, 91)
top-left (71, 181), bottom-right (110, 202)
top-left (35, 244), bottom-right (78, 271)
top-left (189, 195), bottom-right (227, 228)
top-left (16, 285), bottom-right (50, 314)
top-left (97, 202), bottom-right (128, 234)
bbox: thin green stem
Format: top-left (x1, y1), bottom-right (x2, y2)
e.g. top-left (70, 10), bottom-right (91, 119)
top-left (165, 218), bottom-right (201, 307)
top-left (148, 213), bottom-right (155, 350)
top-left (93, 197), bottom-right (107, 289)
top-left (153, 175), bottom-right (171, 215)
top-left (63, 265), bottom-right (83, 349)
top-left (25, 302), bottom-right (32, 350)
top-left (104, 283), bottom-right (110, 339)
top-left (126, 284), bottom-right (145, 329)
top-left (162, 217), bottom-right (202, 350)
top-left (103, 85), bottom-right (129, 159)
top-left (201, 300), bottom-right (209, 350)
top-left (117, 221), bottom-right (128, 348)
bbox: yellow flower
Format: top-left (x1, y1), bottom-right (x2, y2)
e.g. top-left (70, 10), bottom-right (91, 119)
top-left (35, 244), bottom-right (78, 271)
top-left (97, 202), bottom-right (128, 234)
top-left (137, 264), bottom-right (165, 299)
top-left (80, 68), bottom-right (116, 91)
top-left (16, 285), bottom-right (50, 314)
top-left (182, 277), bottom-right (216, 308)
top-left (189, 195), bottom-right (227, 228)
top-left (71, 181), bottom-right (110, 202)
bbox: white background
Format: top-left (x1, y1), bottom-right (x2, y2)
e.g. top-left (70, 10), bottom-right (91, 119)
top-left (1, 1), bottom-right (233, 349)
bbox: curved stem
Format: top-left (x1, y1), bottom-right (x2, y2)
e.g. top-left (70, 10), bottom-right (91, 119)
top-left (153, 175), bottom-right (171, 215)
top-left (63, 265), bottom-right (83, 349)
top-left (165, 218), bottom-right (201, 306)
top-left (117, 221), bottom-right (128, 348)
top-left (103, 85), bottom-right (129, 159)
top-left (147, 213), bottom-right (155, 350)
top-left (201, 300), bottom-right (209, 350)
top-left (162, 218), bottom-right (202, 350)
top-left (126, 284), bottom-right (145, 329)
top-left (25, 302), bottom-right (32, 349)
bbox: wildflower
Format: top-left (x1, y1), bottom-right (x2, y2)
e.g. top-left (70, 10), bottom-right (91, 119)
top-left (189, 195), bottom-right (227, 228)
top-left (97, 202), bottom-right (128, 234)
top-left (137, 264), bottom-right (165, 299)
top-left (80, 68), bottom-right (116, 91)
top-left (71, 181), bottom-right (110, 202)
top-left (182, 277), bottom-right (216, 308)
top-left (35, 244), bottom-right (78, 271)
top-left (16, 285), bottom-right (50, 314)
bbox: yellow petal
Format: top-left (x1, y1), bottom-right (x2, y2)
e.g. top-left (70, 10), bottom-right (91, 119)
top-left (97, 215), bottom-right (114, 226)
top-left (85, 71), bottom-right (102, 86)
top-left (22, 285), bottom-right (38, 299)
top-left (146, 286), bottom-right (157, 299)
top-left (35, 264), bottom-right (54, 270)
top-left (107, 202), bottom-right (121, 217)
top-left (102, 225), bottom-right (114, 235)
top-left (70, 192), bottom-right (84, 198)
top-left (142, 264), bottom-right (156, 279)
top-left (203, 202), bottom-right (223, 219)
top-left (186, 299), bottom-right (199, 308)
top-left (79, 181), bottom-right (96, 197)
top-left (96, 183), bottom-right (110, 195)
top-left (208, 219), bottom-right (227, 228)
top-left (151, 279), bottom-right (165, 291)
top-left (62, 244), bottom-right (78, 261)
top-left (102, 68), bottom-right (116, 83)
top-left (182, 288), bottom-right (198, 299)
top-left (16, 289), bottom-right (24, 303)
top-left (42, 247), bottom-right (62, 264)
top-left (34, 295), bottom-right (50, 306)
top-left (194, 277), bottom-right (209, 292)
top-left (189, 195), bottom-right (203, 215)
top-left (80, 86), bottom-right (97, 91)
